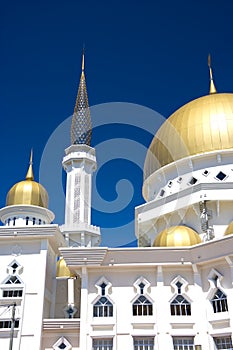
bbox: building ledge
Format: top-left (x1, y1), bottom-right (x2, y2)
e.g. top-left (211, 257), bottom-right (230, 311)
top-left (43, 318), bottom-right (80, 331)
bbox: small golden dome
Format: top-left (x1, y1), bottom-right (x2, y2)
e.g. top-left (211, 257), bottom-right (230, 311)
top-left (56, 257), bottom-right (76, 279)
top-left (153, 225), bottom-right (201, 247)
top-left (224, 222), bottom-right (233, 236)
top-left (6, 152), bottom-right (48, 208)
top-left (144, 93), bottom-right (233, 181)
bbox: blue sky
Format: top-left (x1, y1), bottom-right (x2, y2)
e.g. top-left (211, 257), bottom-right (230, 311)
top-left (1, 1), bottom-right (233, 246)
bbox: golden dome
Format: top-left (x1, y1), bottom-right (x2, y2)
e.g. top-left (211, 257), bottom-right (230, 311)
top-left (153, 225), bottom-right (201, 247)
top-left (144, 93), bottom-right (233, 180)
top-left (224, 222), bottom-right (233, 236)
top-left (6, 152), bottom-right (48, 208)
top-left (56, 257), bottom-right (76, 279)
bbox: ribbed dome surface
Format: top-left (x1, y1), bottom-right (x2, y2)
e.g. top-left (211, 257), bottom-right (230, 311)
top-left (224, 222), bottom-right (233, 236)
top-left (56, 257), bottom-right (75, 278)
top-left (153, 225), bottom-right (201, 247)
top-left (6, 180), bottom-right (48, 208)
top-left (144, 93), bottom-right (233, 180)
top-left (6, 154), bottom-right (48, 208)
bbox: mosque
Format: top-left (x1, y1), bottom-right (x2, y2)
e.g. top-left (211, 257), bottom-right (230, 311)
top-left (0, 54), bottom-right (232, 350)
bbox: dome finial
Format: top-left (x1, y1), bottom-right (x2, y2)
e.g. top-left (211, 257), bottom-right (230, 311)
top-left (208, 54), bottom-right (217, 94)
top-left (26, 149), bottom-right (34, 181)
top-left (70, 50), bottom-right (92, 145)
top-left (82, 46), bottom-right (85, 72)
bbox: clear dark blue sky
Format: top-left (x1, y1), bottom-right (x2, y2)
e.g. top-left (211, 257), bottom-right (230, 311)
top-left (1, 1), bottom-right (233, 246)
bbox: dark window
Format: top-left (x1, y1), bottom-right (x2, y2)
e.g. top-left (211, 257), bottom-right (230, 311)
top-left (0, 320), bottom-right (19, 329)
top-left (26, 217), bottom-right (29, 225)
top-left (58, 343), bottom-right (67, 349)
top-left (211, 289), bottom-right (228, 313)
top-left (93, 297), bottom-right (113, 317)
top-left (133, 295), bottom-right (153, 316)
top-left (33, 217), bottom-right (36, 225)
top-left (159, 189), bottom-right (165, 197)
top-left (189, 177), bottom-right (197, 185)
top-left (5, 276), bottom-right (21, 284)
top-left (100, 282), bottom-right (107, 296)
top-left (170, 295), bottom-right (191, 316)
top-left (139, 282), bottom-right (145, 294)
top-left (176, 281), bottom-right (183, 294)
top-left (11, 263), bottom-right (19, 275)
top-left (216, 171), bottom-right (227, 181)
top-left (3, 289), bottom-right (22, 298)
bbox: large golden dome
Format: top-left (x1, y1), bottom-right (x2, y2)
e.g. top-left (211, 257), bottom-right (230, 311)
top-left (144, 93), bottom-right (233, 180)
top-left (224, 222), bottom-right (233, 236)
top-left (6, 154), bottom-right (48, 208)
top-left (153, 225), bottom-right (201, 247)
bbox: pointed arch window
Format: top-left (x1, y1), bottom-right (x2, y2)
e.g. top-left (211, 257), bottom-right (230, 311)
top-left (171, 295), bottom-right (191, 316)
top-left (170, 281), bottom-right (191, 316)
top-left (211, 289), bottom-right (228, 313)
top-left (133, 295), bottom-right (153, 316)
top-left (93, 297), bottom-right (113, 317)
top-left (5, 276), bottom-right (21, 285)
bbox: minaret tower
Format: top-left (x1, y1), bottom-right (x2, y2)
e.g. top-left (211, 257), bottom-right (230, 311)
top-left (61, 53), bottom-right (100, 247)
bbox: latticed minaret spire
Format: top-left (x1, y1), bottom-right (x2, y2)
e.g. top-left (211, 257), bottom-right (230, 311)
top-left (71, 52), bottom-right (92, 145)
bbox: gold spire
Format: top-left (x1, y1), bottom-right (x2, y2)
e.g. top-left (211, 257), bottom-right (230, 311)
top-left (6, 150), bottom-right (49, 208)
top-left (26, 149), bottom-right (34, 181)
top-left (208, 54), bottom-right (217, 94)
top-left (82, 49), bottom-right (85, 72)
top-left (70, 51), bottom-right (92, 145)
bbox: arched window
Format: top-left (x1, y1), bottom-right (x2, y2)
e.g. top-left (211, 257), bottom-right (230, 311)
top-left (93, 297), bottom-right (113, 317)
top-left (170, 295), bottom-right (191, 316)
top-left (211, 289), bottom-right (228, 313)
top-left (170, 281), bottom-right (191, 316)
top-left (133, 295), bottom-right (153, 316)
top-left (26, 217), bottom-right (29, 225)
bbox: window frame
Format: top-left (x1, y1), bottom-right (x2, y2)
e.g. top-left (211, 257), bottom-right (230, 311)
top-left (93, 296), bottom-right (113, 317)
top-left (170, 294), bottom-right (191, 316)
top-left (173, 336), bottom-right (194, 350)
top-left (214, 335), bottom-right (232, 349)
top-left (211, 288), bottom-right (228, 313)
top-left (92, 338), bottom-right (113, 350)
top-left (132, 295), bottom-right (153, 316)
top-left (133, 337), bottom-right (154, 350)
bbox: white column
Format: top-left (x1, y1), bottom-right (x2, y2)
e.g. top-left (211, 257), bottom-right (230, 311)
top-left (68, 278), bottom-right (75, 306)
top-left (192, 264), bottom-right (210, 350)
top-left (63, 144), bottom-right (96, 227)
top-left (80, 267), bottom-right (88, 350)
top-left (62, 144), bottom-right (101, 247)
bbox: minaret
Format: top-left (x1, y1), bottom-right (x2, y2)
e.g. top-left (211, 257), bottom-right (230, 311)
top-left (61, 53), bottom-right (100, 247)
